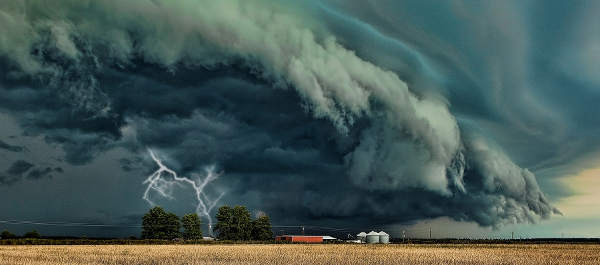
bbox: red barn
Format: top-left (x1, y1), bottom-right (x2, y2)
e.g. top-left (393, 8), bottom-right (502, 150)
top-left (275, 235), bottom-right (329, 243)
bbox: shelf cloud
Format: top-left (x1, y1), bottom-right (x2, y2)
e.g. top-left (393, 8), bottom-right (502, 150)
top-left (3, 1), bottom-right (591, 235)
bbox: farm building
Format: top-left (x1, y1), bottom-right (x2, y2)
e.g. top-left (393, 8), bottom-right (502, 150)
top-left (275, 235), bottom-right (337, 243)
top-left (356, 231), bottom-right (390, 244)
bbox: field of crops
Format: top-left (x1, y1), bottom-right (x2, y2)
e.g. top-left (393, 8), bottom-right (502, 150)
top-left (1, 244), bottom-right (599, 264)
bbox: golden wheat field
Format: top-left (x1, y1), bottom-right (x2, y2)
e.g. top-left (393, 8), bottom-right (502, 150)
top-left (0, 244), bottom-right (599, 265)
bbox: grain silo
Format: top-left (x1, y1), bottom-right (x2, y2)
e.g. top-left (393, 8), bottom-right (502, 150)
top-left (379, 231), bottom-right (390, 244)
top-left (357, 232), bottom-right (367, 243)
top-left (366, 231), bottom-right (380, 244)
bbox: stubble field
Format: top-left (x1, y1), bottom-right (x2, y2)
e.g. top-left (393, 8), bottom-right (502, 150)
top-left (1, 244), bottom-right (599, 264)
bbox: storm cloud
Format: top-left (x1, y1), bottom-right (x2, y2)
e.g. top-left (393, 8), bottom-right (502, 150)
top-left (0, 139), bottom-right (25, 152)
top-left (0, 159), bottom-right (61, 185)
top-left (2, 0), bottom-right (587, 235)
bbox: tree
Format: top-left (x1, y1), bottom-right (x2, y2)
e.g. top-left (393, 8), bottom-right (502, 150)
top-left (1, 230), bottom-right (17, 239)
top-left (141, 206), bottom-right (181, 240)
top-left (23, 230), bottom-right (41, 239)
top-left (214, 205), bottom-right (252, 241)
top-left (251, 214), bottom-right (274, 241)
top-left (181, 213), bottom-right (203, 240)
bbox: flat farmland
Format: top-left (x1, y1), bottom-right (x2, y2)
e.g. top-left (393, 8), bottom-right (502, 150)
top-left (1, 244), bottom-right (598, 264)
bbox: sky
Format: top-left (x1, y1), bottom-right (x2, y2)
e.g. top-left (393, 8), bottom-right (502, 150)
top-left (0, 0), bottom-right (599, 239)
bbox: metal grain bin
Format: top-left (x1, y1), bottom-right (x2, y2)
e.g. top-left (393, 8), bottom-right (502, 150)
top-left (379, 231), bottom-right (390, 244)
top-left (366, 231), bottom-right (380, 244)
top-left (357, 232), bottom-right (367, 243)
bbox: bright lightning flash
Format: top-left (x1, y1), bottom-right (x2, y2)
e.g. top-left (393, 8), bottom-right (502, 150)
top-left (143, 149), bottom-right (224, 230)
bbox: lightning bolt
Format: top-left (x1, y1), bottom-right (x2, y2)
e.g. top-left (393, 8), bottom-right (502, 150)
top-left (143, 149), bottom-right (224, 232)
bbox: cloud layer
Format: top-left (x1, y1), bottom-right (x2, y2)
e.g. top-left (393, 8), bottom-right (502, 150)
top-left (0, 0), bottom-right (577, 233)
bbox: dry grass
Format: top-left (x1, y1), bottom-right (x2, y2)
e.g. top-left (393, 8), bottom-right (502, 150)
top-left (1, 244), bottom-right (599, 264)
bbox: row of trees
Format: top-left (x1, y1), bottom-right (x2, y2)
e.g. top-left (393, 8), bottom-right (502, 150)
top-left (1, 230), bottom-right (41, 239)
top-left (141, 206), bottom-right (202, 240)
top-left (141, 205), bottom-right (274, 241)
top-left (214, 205), bottom-right (273, 241)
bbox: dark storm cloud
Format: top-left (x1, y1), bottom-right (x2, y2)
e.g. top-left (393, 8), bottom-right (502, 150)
top-left (26, 166), bottom-right (63, 180)
top-left (0, 139), bottom-right (25, 152)
top-left (322, 0), bottom-right (600, 172)
top-left (122, 70), bottom-right (347, 177)
top-left (0, 174), bottom-right (20, 185)
top-left (42, 130), bottom-right (117, 165)
top-left (7, 159), bottom-right (34, 176)
top-left (118, 157), bottom-right (143, 172)
top-left (0, 0), bottom-right (577, 232)
top-left (1, 159), bottom-right (61, 185)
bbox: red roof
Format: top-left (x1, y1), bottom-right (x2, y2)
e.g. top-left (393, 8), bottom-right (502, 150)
top-left (275, 235), bottom-right (324, 243)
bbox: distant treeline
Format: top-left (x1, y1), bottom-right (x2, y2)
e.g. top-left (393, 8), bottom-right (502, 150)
top-left (0, 238), bottom-right (287, 245)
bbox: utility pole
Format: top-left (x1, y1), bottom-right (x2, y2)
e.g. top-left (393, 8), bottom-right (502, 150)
top-left (429, 228), bottom-right (432, 240)
top-left (403, 230), bottom-right (405, 243)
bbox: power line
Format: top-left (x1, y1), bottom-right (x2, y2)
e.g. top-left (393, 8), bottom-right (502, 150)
top-left (0, 219), bottom-right (141, 228)
top-left (1, 219), bottom-right (211, 228)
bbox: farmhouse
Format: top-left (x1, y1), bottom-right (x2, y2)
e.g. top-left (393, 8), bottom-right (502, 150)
top-left (275, 235), bottom-right (337, 243)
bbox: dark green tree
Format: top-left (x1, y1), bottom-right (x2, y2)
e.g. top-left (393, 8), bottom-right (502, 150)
top-left (214, 205), bottom-right (252, 241)
top-left (181, 213), bottom-right (203, 240)
top-left (23, 230), bottom-right (41, 238)
top-left (251, 214), bottom-right (274, 241)
top-left (141, 206), bottom-right (181, 240)
top-left (1, 230), bottom-right (17, 239)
